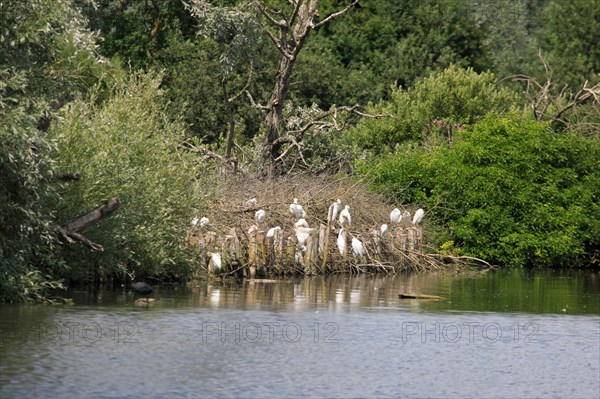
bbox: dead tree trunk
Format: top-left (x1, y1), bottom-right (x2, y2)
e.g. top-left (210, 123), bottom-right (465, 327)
top-left (253, 0), bottom-right (360, 174)
top-left (59, 197), bottom-right (120, 251)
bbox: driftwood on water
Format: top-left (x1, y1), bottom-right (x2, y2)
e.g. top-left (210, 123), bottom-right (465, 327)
top-left (398, 293), bottom-right (445, 300)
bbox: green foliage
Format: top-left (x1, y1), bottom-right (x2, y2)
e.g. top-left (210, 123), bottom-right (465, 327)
top-left (80, 0), bottom-right (199, 69)
top-left (317, 0), bottom-right (488, 92)
top-left (347, 66), bottom-right (521, 153)
top-left (537, 0), bottom-right (600, 89)
top-left (50, 71), bottom-right (215, 279)
top-left (154, 32), bottom-right (227, 142)
top-left (0, 72), bottom-right (68, 303)
top-left (1, 0), bottom-right (113, 101)
top-left (0, 0), bottom-right (117, 302)
top-left (365, 114), bottom-right (600, 267)
top-left (474, 0), bottom-right (539, 79)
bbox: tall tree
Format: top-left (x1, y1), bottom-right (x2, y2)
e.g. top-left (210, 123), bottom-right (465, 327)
top-left (537, 0), bottom-right (600, 89)
top-left (248, 0), bottom-right (361, 174)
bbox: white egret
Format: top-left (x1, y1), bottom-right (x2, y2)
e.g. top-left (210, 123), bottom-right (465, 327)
top-left (380, 224), bottom-right (389, 237)
top-left (351, 237), bottom-right (365, 259)
top-left (289, 198), bottom-right (306, 220)
top-left (390, 208), bottom-right (401, 225)
top-left (328, 199), bottom-right (342, 224)
top-left (339, 205), bottom-right (351, 228)
top-left (191, 217), bottom-right (199, 226)
top-left (337, 228), bottom-right (347, 255)
top-left (294, 218), bottom-right (309, 229)
top-left (199, 216), bottom-right (209, 227)
top-left (209, 252), bottom-right (222, 270)
top-left (255, 209), bottom-right (266, 225)
top-left (295, 226), bottom-right (317, 249)
top-left (266, 226), bottom-right (281, 238)
top-left (412, 208), bottom-right (424, 225)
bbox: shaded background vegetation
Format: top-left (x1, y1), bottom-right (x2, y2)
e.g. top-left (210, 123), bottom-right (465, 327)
top-left (1, 0), bottom-right (598, 302)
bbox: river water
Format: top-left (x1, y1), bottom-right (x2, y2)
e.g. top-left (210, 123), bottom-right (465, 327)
top-left (1, 269), bottom-right (599, 398)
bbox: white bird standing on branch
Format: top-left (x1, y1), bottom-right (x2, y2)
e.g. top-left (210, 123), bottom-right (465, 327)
top-left (295, 226), bottom-right (317, 251)
top-left (337, 228), bottom-right (347, 255)
top-left (209, 252), bottom-right (221, 270)
top-left (266, 226), bottom-right (281, 238)
top-left (255, 209), bottom-right (266, 226)
top-left (247, 224), bottom-right (258, 236)
top-left (412, 208), bottom-right (424, 225)
top-left (339, 205), bottom-right (351, 229)
top-left (380, 224), bottom-right (389, 237)
top-left (294, 218), bottom-right (309, 229)
top-left (390, 208), bottom-right (401, 225)
top-left (351, 237), bottom-right (365, 260)
top-left (328, 199), bottom-right (342, 224)
top-left (289, 198), bottom-right (306, 220)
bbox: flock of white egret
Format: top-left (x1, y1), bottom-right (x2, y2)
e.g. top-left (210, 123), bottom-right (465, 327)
top-left (191, 197), bottom-right (425, 271)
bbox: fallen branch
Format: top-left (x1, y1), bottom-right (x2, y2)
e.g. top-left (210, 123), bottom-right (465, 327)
top-left (59, 197), bottom-right (121, 251)
top-left (61, 197), bottom-right (120, 233)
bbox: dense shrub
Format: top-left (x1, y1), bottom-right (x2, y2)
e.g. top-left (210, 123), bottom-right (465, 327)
top-left (0, 0), bottom-right (115, 302)
top-left (364, 114), bottom-right (600, 267)
top-left (346, 66), bottom-right (520, 153)
top-left (50, 71), bottom-right (215, 280)
top-left (0, 73), bottom-right (67, 302)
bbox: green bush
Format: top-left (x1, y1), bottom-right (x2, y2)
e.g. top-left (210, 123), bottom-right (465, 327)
top-left (346, 66), bottom-right (520, 153)
top-left (50, 71), bottom-right (215, 280)
top-left (0, 0), bottom-right (114, 302)
top-left (364, 114), bottom-right (600, 267)
top-left (0, 72), bottom-right (67, 302)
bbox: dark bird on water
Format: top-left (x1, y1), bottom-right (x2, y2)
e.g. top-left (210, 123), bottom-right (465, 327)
top-left (132, 281), bottom-right (153, 296)
top-left (131, 280), bottom-right (154, 306)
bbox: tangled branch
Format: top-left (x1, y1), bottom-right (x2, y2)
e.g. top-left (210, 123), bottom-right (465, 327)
top-left (509, 50), bottom-right (600, 135)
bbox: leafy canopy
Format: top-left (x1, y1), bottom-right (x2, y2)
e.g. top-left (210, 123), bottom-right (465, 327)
top-left (347, 66), bottom-right (520, 153)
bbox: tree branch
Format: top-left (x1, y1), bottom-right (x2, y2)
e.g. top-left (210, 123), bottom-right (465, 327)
top-left (508, 50), bottom-right (600, 132)
top-left (253, 0), bottom-right (287, 27)
top-left (313, 1), bottom-right (358, 29)
top-left (245, 90), bottom-right (270, 112)
top-left (228, 65), bottom-right (254, 103)
top-left (58, 197), bottom-right (121, 252)
top-left (181, 141), bottom-right (250, 176)
top-left (61, 197), bottom-right (120, 233)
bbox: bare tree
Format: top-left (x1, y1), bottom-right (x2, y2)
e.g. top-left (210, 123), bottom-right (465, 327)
top-left (187, 1), bottom-right (382, 175)
top-left (247, 0), bottom-right (362, 174)
top-left (511, 50), bottom-right (600, 137)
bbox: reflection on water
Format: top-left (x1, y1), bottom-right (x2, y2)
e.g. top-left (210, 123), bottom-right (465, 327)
top-left (60, 268), bottom-right (600, 314)
top-left (1, 269), bottom-right (599, 398)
